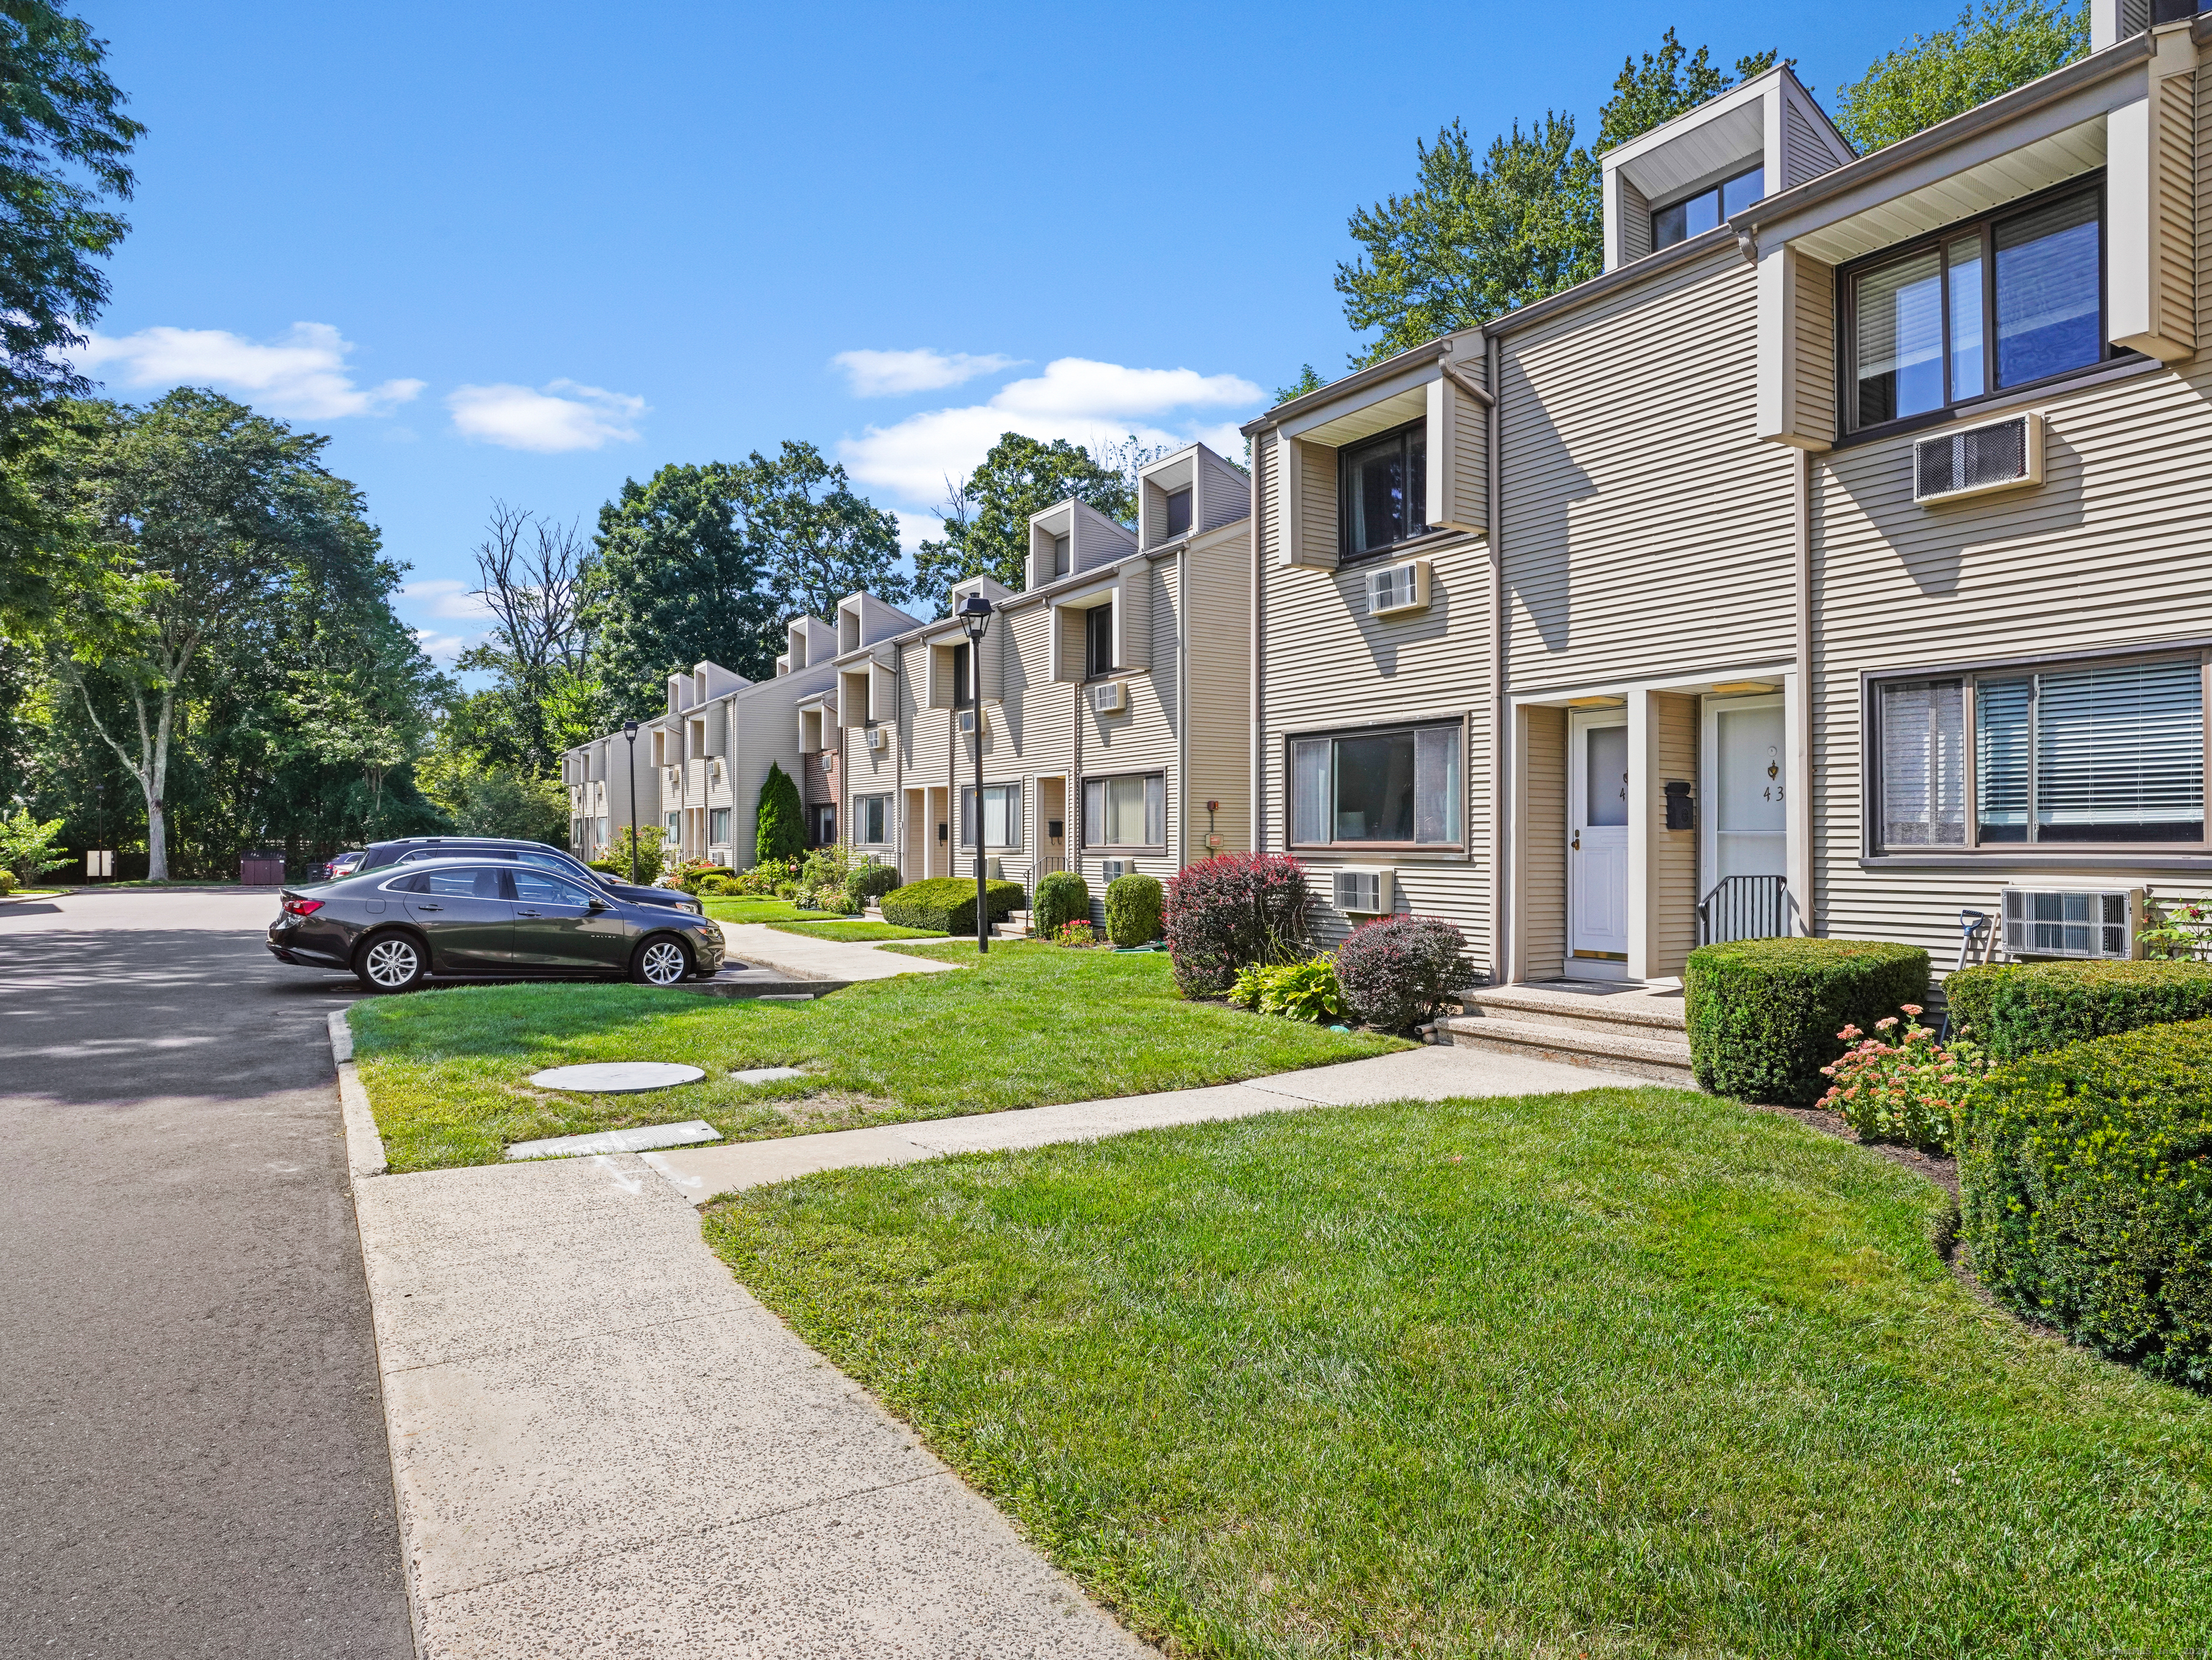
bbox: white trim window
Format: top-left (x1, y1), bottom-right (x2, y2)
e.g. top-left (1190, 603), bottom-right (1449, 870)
top-left (664, 812), bottom-right (681, 845)
top-left (1083, 772), bottom-right (1164, 851)
top-left (959, 783), bottom-right (1021, 849)
top-left (1874, 653), bottom-right (2206, 851)
top-left (708, 807), bottom-right (731, 845)
top-left (855, 793), bottom-right (891, 846)
top-left (1289, 720), bottom-right (1463, 849)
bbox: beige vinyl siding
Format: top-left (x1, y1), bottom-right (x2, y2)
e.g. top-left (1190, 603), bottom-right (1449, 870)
top-left (903, 648), bottom-right (947, 782)
top-left (2157, 68), bottom-right (2198, 354)
top-left (1299, 439), bottom-right (1339, 566)
top-left (1079, 557), bottom-right (1183, 905)
top-left (1811, 357), bottom-right (2212, 963)
top-left (1791, 252), bottom-right (1837, 448)
top-left (1520, 706), bottom-right (1567, 980)
top-left (1654, 692), bottom-right (1699, 976)
top-left (1183, 529), bottom-right (1252, 861)
top-left (1255, 429), bottom-right (1278, 566)
top-left (2198, 59), bottom-right (2212, 336)
top-left (1618, 176), bottom-right (1652, 264)
top-left (1783, 102), bottom-right (1832, 189)
top-left (999, 602), bottom-right (1071, 779)
top-left (1257, 527), bottom-right (1492, 954)
top-left (1503, 245), bottom-right (1797, 689)
top-left (1431, 372), bottom-right (1487, 532)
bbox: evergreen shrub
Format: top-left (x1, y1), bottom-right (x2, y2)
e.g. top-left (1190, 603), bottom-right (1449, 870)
top-left (1685, 937), bottom-right (1929, 1105)
top-left (1959, 1019), bottom-right (2212, 1387)
top-left (880, 876), bottom-right (1023, 934)
top-left (844, 862), bottom-right (901, 909)
top-left (1945, 959), bottom-right (2212, 1061)
top-left (1105, 873), bottom-right (1164, 947)
top-left (755, 762), bottom-right (805, 865)
top-left (1033, 870), bottom-right (1090, 937)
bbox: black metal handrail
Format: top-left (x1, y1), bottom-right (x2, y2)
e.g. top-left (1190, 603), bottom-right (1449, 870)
top-left (1698, 875), bottom-right (1792, 945)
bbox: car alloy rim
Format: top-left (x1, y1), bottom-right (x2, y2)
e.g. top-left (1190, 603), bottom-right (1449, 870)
top-left (367, 940), bottom-right (418, 987)
top-left (641, 940), bottom-right (686, 984)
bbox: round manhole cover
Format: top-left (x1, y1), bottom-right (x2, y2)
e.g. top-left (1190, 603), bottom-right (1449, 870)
top-left (528, 1062), bottom-right (706, 1094)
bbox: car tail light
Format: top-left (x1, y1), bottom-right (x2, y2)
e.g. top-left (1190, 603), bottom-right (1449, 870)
top-left (284, 897), bottom-right (324, 916)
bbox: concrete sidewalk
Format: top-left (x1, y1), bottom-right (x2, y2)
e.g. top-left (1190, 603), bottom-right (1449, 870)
top-left (714, 922), bottom-right (958, 983)
top-left (354, 1153), bottom-right (1151, 1658)
top-left (642, 1042), bottom-right (1604, 1201)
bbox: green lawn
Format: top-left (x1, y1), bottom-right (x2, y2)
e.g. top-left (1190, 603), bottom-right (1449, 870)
top-left (706, 1087), bottom-right (2212, 1659)
top-left (348, 941), bottom-right (1404, 1171)
top-left (766, 919), bottom-right (942, 942)
top-left (702, 897), bottom-right (816, 922)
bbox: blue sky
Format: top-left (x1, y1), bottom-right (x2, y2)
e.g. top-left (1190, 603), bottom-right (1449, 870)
top-left (89, 0), bottom-right (1944, 659)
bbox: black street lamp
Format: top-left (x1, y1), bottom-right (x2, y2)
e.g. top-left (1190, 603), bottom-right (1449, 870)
top-left (955, 589), bottom-right (994, 955)
top-left (622, 720), bottom-right (641, 884)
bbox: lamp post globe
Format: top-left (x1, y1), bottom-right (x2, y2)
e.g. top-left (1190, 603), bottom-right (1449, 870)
top-left (621, 720), bottom-right (641, 885)
top-left (954, 592), bottom-right (994, 954)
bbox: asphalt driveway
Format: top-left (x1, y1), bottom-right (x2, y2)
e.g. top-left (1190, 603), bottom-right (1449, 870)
top-left (0, 888), bottom-right (411, 1659)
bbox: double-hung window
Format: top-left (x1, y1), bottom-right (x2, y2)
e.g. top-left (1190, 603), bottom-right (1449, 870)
top-left (854, 793), bottom-right (890, 846)
top-left (708, 807), bottom-right (731, 845)
top-left (960, 783), bottom-right (1020, 849)
top-left (1846, 180), bottom-right (2109, 434)
top-left (1082, 772), bottom-right (1164, 849)
top-left (1339, 421), bottom-right (1427, 559)
top-left (1873, 654), bottom-right (2206, 852)
top-left (1164, 487), bottom-right (1192, 538)
top-left (1651, 163), bottom-right (1764, 251)
top-left (1288, 720), bottom-right (1463, 848)
top-left (1084, 603), bottom-right (1114, 679)
top-left (664, 812), bottom-right (680, 844)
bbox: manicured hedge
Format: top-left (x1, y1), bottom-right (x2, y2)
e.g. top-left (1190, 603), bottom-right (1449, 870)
top-left (1959, 1019), bottom-right (2212, 1387)
top-left (1334, 915), bottom-right (1471, 1031)
top-left (844, 862), bottom-right (901, 909)
top-left (1105, 873), bottom-right (1164, 947)
top-left (1944, 959), bottom-right (2212, 1061)
top-left (1033, 870), bottom-right (1090, 937)
top-left (1685, 937), bottom-right (1928, 1105)
top-left (880, 876), bottom-right (1023, 935)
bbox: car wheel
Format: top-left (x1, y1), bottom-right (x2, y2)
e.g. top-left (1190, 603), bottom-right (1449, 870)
top-left (630, 934), bottom-right (690, 986)
top-left (356, 932), bottom-right (428, 993)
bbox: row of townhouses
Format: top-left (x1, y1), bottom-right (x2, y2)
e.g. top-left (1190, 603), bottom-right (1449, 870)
top-left (570, 0), bottom-right (2212, 988)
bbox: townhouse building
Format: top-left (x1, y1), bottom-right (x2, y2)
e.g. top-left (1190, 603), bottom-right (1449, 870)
top-left (1246, 4), bottom-right (2212, 988)
top-left (829, 443), bottom-right (1253, 907)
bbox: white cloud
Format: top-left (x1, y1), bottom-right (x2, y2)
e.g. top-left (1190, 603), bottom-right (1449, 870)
top-left (446, 379), bottom-right (646, 452)
top-left (411, 629), bottom-right (473, 666)
top-left (71, 321), bottom-right (424, 419)
top-left (398, 577), bottom-right (494, 622)
top-left (839, 355), bottom-right (1262, 508)
top-left (831, 347), bottom-right (1020, 397)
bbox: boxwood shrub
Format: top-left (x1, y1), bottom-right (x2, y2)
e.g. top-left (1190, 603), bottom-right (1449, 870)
top-left (844, 862), bottom-right (901, 910)
top-left (880, 876), bottom-right (1023, 935)
top-left (1685, 937), bottom-right (1928, 1105)
top-left (1944, 958), bottom-right (2212, 1061)
top-left (1958, 1019), bottom-right (2212, 1387)
top-left (1334, 915), bottom-right (1472, 1031)
top-left (1105, 872), bottom-right (1164, 947)
top-left (1033, 870), bottom-right (1090, 937)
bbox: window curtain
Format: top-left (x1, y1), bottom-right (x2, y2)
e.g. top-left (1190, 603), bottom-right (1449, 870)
top-left (1878, 679), bottom-right (1965, 846)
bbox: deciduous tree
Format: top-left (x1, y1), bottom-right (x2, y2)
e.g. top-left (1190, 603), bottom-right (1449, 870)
top-left (1834, 0), bottom-right (2086, 153)
top-left (913, 434), bottom-right (1135, 608)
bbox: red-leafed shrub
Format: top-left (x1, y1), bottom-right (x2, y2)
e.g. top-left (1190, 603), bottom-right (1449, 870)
top-left (1332, 915), bottom-right (1473, 1031)
top-left (1164, 853), bottom-right (1314, 998)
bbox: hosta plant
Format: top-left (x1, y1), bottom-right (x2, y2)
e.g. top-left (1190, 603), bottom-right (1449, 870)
top-left (1818, 1004), bottom-right (1986, 1155)
top-left (1228, 957), bottom-right (1346, 1024)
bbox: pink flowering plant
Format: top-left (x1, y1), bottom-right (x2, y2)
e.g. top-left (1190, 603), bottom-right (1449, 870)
top-left (1817, 1004), bottom-right (1986, 1155)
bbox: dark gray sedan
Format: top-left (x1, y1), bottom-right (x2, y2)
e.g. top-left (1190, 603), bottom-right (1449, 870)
top-left (267, 859), bottom-right (725, 992)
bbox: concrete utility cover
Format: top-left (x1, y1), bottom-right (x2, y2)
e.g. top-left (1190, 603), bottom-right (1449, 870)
top-left (527, 1062), bottom-right (705, 1094)
top-left (505, 1120), bottom-right (723, 1161)
top-left (731, 1066), bottom-right (807, 1085)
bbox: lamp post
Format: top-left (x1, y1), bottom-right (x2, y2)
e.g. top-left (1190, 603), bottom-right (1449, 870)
top-left (622, 720), bottom-right (641, 884)
top-left (955, 589), bottom-right (994, 955)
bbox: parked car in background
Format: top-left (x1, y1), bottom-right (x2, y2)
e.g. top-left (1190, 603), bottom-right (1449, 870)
top-left (267, 858), bottom-right (724, 992)
top-left (321, 849), bottom-right (365, 880)
top-left (348, 836), bottom-right (705, 915)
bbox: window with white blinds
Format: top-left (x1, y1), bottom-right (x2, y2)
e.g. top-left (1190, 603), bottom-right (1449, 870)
top-left (1873, 655), bottom-right (2206, 851)
top-left (1288, 720), bottom-right (1464, 847)
top-left (1082, 772), bottom-right (1164, 849)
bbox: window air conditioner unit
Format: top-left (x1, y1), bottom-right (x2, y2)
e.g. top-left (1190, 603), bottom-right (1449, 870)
top-left (1914, 412), bottom-right (2041, 504)
top-left (957, 707), bottom-right (988, 736)
top-left (1090, 680), bottom-right (1126, 714)
top-left (2000, 885), bottom-right (2137, 960)
top-left (866, 726), bottom-right (889, 751)
top-left (1332, 868), bottom-right (1394, 914)
top-left (1365, 558), bottom-right (1430, 617)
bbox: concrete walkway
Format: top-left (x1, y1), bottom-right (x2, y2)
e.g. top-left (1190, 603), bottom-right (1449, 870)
top-left (714, 922), bottom-right (958, 983)
top-left (349, 1041), bottom-right (1609, 1655)
top-left (644, 1042), bottom-right (1603, 1200)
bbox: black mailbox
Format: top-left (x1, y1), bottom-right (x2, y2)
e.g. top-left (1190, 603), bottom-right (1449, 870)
top-left (1048, 819), bottom-right (1064, 840)
top-left (1663, 780), bottom-right (1694, 830)
top-left (937, 822), bottom-right (948, 842)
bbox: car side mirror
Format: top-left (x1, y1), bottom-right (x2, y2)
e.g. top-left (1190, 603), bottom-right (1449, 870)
top-left (587, 897), bottom-right (609, 913)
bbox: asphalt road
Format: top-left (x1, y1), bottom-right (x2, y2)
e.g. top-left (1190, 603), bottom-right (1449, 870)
top-left (0, 888), bottom-right (412, 1659)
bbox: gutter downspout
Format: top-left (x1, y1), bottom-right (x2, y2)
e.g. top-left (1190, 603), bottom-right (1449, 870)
top-left (1177, 547), bottom-right (1189, 868)
top-left (1249, 439), bottom-right (1265, 857)
top-left (1792, 448), bottom-right (1816, 936)
top-left (1488, 331), bottom-right (1509, 985)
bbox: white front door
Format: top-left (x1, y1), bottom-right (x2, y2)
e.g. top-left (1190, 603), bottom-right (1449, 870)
top-left (1567, 714), bottom-right (1630, 972)
top-left (1705, 696), bottom-right (1788, 883)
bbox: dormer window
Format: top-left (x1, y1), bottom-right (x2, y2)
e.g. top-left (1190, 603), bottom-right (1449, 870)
top-left (1085, 603), bottom-right (1114, 679)
top-left (1652, 163), bottom-right (1763, 251)
top-left (951, 641), bottom-right (975, 706)
top-left (1164, 488), bottom-right (1192, 539)
top-left (1051, 532), bottom-right (1070, 578)
top-left (1339, 421), bottom-right (1427, 560)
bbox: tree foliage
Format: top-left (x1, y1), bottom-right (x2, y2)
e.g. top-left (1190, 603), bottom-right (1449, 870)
top-left (1833, 0), bottom-right (2087, 153)
top-left (1335, 30), bottom-right (1778, 365)
top-left (914, 433), bottom-right (1136, 607)
top-left (749, 439), bottom-right (906, 622)
top-left (755, 759), bottom-right (804, 865)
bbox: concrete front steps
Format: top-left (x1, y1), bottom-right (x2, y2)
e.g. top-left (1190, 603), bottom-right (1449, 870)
top-left (1427, 982), bottom-right (1696, 1086)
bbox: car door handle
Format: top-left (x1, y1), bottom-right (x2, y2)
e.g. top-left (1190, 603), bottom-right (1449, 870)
top-left (416, 903), bottom-right (444, 911)
top-left (516, 909), bottom-right (540, 916)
